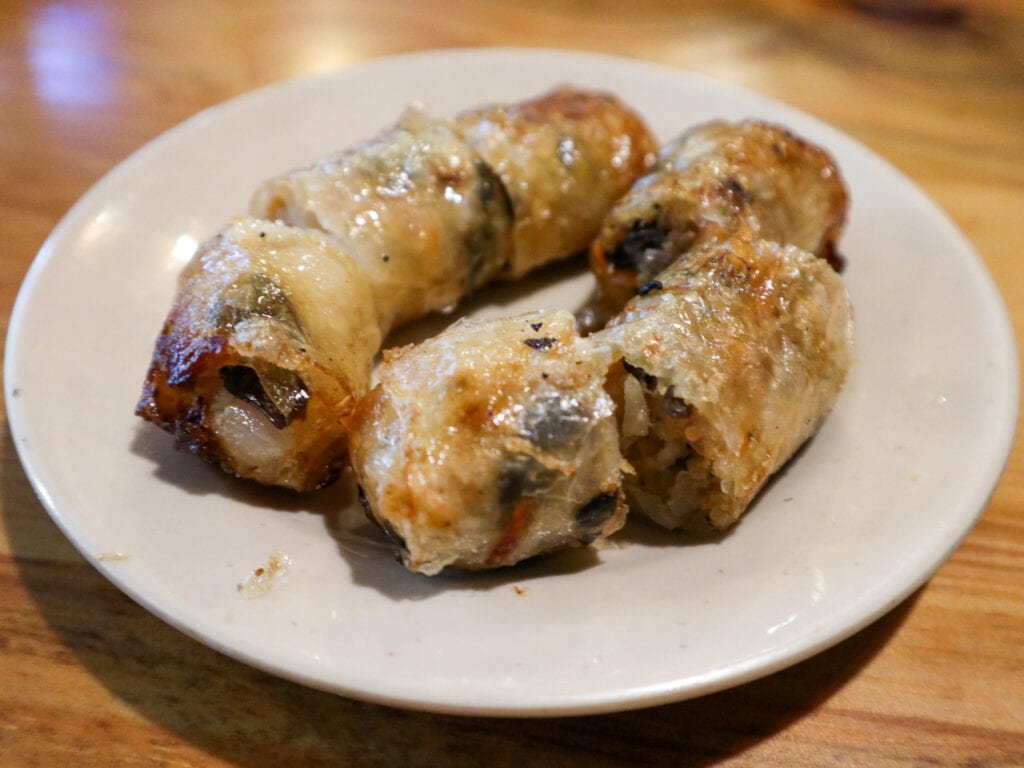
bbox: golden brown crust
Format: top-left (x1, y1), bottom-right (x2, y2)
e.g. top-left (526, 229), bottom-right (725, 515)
top-left (142, 88), bottom-right (655, 492)
top-left (349, 310), bottom-right (625, 574)
top-left (589, 119), bottom-right (849, 308)
top-left (136, 219), bottom-right (379, 491)
top-left (456, 87), bottom-right (658, 278)
top-left (250, 107), bottom-right (514, 333)
top-left (597, 230), bottom-right (853, 530)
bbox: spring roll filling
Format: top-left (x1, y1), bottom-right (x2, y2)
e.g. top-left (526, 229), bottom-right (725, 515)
top-left (219, 363), bottom-right (309, 429)
top-left (617, 362), bottom-right (726, 530)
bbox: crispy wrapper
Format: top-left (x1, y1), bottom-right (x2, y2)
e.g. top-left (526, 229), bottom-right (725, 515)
top-left (597, 230), bottom-right (854, 530)
top-left (136, 219), bottom-right (380, 491)
top-left (589, 119), bottom-right (848, 308)
top-left (349, 309), bottom-right (626, 574)
top-left (141, 88), bottom-right (655, 490)
top-left (250, 106), bottom-right (514, 332)
top-left (457, 87), bottom-right (658, 278)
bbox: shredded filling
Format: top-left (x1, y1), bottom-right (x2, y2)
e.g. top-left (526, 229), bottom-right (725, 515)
top-left (618, 364), bottom-right (720, 529)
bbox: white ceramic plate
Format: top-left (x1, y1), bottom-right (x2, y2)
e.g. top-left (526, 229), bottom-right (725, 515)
top-left (6, 49), bottom-right (1018, 717)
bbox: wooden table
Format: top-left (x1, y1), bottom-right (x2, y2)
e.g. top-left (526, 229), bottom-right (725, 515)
top-left (2, 1), bottom-right (1022, 764)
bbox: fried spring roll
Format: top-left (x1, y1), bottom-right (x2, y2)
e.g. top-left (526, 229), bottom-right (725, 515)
top-left (250, 106), bottom-right (514, 332)
top-left (137, 219), bottom-right (380, 490)
top-left (140, 88), bottom-right (655, 490)
top-left (349, 309), bottom-right (626, 575)
top-left (252, 88), bottom-right (657, 333)
top-left (589, 120), bottom-right (848, 308)
top-left (456, 87), bottom-right (658, 278)
top-left (596, 230), bottom-right (854, 531)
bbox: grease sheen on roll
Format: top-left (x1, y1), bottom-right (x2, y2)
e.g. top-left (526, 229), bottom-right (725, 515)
top-left (349, 309), bottom-right (626, 574)
top-left (596, 230), bottom-right (854, 531)
top-left (138, 87), bottom-right (656, 491)
top-left (589, 119), bottom-right (848, 309)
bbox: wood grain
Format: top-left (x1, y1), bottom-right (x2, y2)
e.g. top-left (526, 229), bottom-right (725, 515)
top-left (2, 1), bottom-right (1023, 765)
